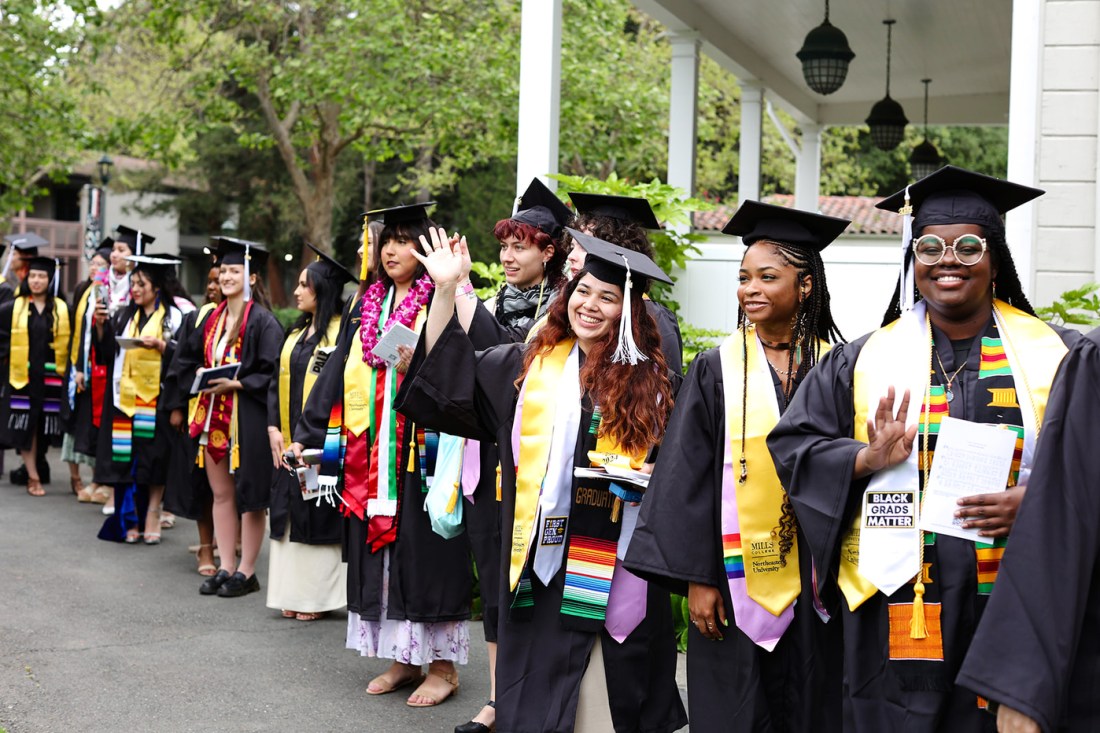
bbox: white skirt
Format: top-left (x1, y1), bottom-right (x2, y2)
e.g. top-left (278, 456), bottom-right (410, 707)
top-left (345, 548), bottom-right (469, 666)
top-left (265, 531), bottom-right (347, 613)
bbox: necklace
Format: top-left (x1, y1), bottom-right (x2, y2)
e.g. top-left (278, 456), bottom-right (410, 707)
top-left (933, 346), bottom-right (967, 402)
top-left (758, 337), bottom-right (791, 350)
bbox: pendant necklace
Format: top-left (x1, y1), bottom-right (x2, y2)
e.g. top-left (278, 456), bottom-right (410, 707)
top-left (933, 347), bottom-right (966, 403)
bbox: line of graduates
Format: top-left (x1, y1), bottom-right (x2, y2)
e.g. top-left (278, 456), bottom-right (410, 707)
top-left (4, 162), bottom-right (1096, 733)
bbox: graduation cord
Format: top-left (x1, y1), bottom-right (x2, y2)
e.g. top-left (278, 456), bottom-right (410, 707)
top-left (911, 313), bottom-right (936, 641)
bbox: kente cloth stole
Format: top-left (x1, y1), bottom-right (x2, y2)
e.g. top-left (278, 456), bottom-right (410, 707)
top-left (188, 300), bottom-right (251, 468)
top-left (111, 308), bottom-right (167, 463)
top-left (843, 300), bottom-right (1067, 612)
top-left (277, 316), bottom-right (342, 445)
top-left (718, 327), bottom-right (829, 650)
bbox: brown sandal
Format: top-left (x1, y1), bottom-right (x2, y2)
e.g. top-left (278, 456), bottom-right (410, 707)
top-left (27, 479), bottom-right (45, 497)
top-left (406, 669), bottom-right (459, 707)
top-left (366, 667), bottom-right (425, 696)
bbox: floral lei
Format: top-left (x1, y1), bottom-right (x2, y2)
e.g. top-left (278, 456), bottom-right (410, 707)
top-left (359, 273), bottom-right (434, 367)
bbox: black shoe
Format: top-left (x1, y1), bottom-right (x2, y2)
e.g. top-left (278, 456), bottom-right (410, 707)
top-left (199, 569), bottom-right (230, 595)
top-left (454, 701), bottom-right (495, 733)
top-left (10, 464), bottom-right (28, 486)
top-left (217, 572), bottom-right (260, 598)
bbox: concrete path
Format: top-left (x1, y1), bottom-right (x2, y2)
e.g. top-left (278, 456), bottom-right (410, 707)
top-left (0, 455), bottom-right (688, 732)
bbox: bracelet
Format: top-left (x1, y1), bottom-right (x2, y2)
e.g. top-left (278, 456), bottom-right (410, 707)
top-left (456, 281), bottom-right (475, 298)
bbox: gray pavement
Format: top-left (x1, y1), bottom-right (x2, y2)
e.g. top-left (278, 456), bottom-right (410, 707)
top-left (0, 455), bottom-right (688, 732)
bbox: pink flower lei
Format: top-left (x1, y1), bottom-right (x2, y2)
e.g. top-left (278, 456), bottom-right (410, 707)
top-left (359, 273), bottom-right (434, 367)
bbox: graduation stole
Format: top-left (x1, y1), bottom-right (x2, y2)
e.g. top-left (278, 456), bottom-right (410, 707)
top-left (111, 306), bottom-right (167, 462)
top-left (8, 296), bottom-right (69, 437)
top-left (843, 300), bottom-right (1067, 617)
top-left (70, 284), bottom-right (95, 373)
top-left (188, 300), bottom-right (252, 469)
top-left (719, 327), bottom-right (830, 650)
top-left (277, 316), bottom-right (341, 445)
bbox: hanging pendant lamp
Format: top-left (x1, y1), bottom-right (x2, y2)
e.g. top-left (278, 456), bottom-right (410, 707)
top-left (909, 78), bottom-right (942, 180)
top-left (796, 0), bottom-right (856, 95)
top-left (865, 19), bottom-right (908, 151)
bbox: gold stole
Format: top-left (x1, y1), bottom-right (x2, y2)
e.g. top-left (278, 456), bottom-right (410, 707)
top-left (841, 299), bottom-right (1068, 610)
top-left (10, 296), bottom-right (69, 389)
top-left (70, 286), bottom-right (95, 368)
top-left (118, 307), bottom-right (167, 417)
top-left (720, 328), bottom-right (828, 614)
top-left (278, 316), bottom-right (341, 444)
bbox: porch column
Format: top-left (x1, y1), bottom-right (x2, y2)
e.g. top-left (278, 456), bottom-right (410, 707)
top-left (739, 82), bottom-right (763, 204)
top-left (667, 31), bottom-right (700, 232)
top-left (515, 0), bottom-right (563, 197)
top-left (795, 123), bottom-right (822, 212)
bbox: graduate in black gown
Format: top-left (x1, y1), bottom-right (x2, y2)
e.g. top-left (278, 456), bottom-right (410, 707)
top-left (0, 256), bottom-right (70, 496)
top-left (624, 201), bottom-right (849, 733)
top-left (94, 255), bottom-right (188, 544)
top-left (0, 232), bottom-right (46, 305)
top-left (956, 326), bottom-right (1100, 733)
top-left (767, 167), bottom-right (1081, 732)
top-left (288, 204), bottom-right (472, 709)
top-left (172, 237), bottom-right (281, 598)
top-left (397, 227), bottom-right (686, 733)
top-left (263, 244), bottom-right (355, 621)
top-left (566, 192), bottom-right (683, 376)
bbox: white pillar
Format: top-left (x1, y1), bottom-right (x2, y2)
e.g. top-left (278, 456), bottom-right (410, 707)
top-left (515, 0), bottom-right (563, 197)
top-left (667, 32), bottom-right (700, 207)
top-left (739, 83), bottom-right (763, 204)
top-left (795, 123), bottom-right (822, 212)
top-left (1005, 0), bottom-right (1044, 295)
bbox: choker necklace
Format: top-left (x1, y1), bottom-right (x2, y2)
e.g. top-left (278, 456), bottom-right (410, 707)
top-left (758, 338), bottom-right (791, 350)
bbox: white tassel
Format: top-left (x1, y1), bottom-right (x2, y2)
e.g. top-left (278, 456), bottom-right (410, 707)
top-left (0, 248), bottom-right (13, 280)
top-left (898, 186), bottom-right (915, 313)
top-left (243, 243), bottom-right (252, 302)
top-left (52, 258), bottom-right (60, 297)
top-left (135, 231), bottom-right (143, 257)
top-left (611, 255), bottom-right (648, 366)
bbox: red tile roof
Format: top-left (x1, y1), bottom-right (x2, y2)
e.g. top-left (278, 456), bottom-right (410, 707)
top-left (694, 194), bottom-right (903, 236)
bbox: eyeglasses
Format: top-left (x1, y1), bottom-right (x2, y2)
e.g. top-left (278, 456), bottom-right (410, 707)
top-left (911, 234), bottom-right (988, 266)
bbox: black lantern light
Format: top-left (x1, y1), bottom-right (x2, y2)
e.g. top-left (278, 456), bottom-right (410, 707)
top-left (97, 154), bottom-right (114, 186)
top-left (865, 19), bottom-right (908, 151)
top-left (796, 0), bottom-right (856, 95)
top-left (909, 78), bottom-right (942, 180)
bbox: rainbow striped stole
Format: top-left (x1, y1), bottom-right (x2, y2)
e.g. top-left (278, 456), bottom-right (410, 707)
top-left (112, 396), bottom-right (156, 462)
top-left (722, 532), bottom-right (745, 580)
top-left (561, 536), bottom-right (618, 621)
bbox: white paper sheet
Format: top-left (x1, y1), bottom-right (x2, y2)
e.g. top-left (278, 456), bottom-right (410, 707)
top-left (370, 322), bottom-right (418, 367)
top-left (918, 416), bottom-right (1018, 542)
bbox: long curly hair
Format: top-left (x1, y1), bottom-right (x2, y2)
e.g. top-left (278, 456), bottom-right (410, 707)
top-left (517, 273), bottom-right (673, 456)
top-left (492, 219), bottom-right (567, 293)
top-left (736, 240), bottom-right (845, 565)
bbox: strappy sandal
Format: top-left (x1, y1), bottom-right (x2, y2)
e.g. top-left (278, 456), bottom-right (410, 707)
top-left (366, 667), bottom-right (426, 696)
top-left (90, 486), bottom-right (111, 505)
top-left (407, 669), bottom-right (459, 708)
top-left (26, 478), bottom-right (45, 497)
top-left (194, 544), bottom-right (217, 576)
top-left (295, 611), bottom-right (327, 622)
top-left (143, 532), bottom-right (162, 545)
top-left (76, 482), bottom-right (96, 503)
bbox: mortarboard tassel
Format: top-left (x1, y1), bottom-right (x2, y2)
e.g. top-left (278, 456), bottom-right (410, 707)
top-left (898, 186), bottom-right (915, 312)
top-left (611, 255), bottom-right (648, 366)
top-left (243, 242), bottom-right (252, 302)
top-left (359, 220), bottom-right (371, 282)
top-left (52, 258), bottom-right (60, 297)
top-left (0, 247), bottom-right (13, 280)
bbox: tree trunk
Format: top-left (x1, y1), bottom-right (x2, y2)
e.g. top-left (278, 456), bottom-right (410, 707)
top-left (414, 146), bottom-right (434, 204)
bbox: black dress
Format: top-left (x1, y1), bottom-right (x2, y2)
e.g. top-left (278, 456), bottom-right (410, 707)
top-left (168, 302), bottom-right (282, 513)
top-left (0, 297), bottom-right (70, 451)
top-left (293, 297), bottom-right (472, 624)
top-left (396, 317), bottom-right (686, 733)
top-left (957, 327), bottom-right (1100, 732)
top-left (766, 318), bottom-right (1079, 733)
top-left (161, 306), bottom-right (212, 520)
top-left (624, 348), bottom-right (843, 733)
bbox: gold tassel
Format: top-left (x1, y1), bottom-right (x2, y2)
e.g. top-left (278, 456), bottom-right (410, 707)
top-left (407, 436), bottom-right (417, 473)
top-left (196, 449), bottom-right (204, 468)
top-left (610, 496), bottom-right (622, 523)
top-left (496, 465), bottom-right (502, 502)
top-left (359, 219), bottom-right (371, 281)
top-left (910, 579), bottom-right (928, 639)
top-left (445, 483), bottom-right (459, 514)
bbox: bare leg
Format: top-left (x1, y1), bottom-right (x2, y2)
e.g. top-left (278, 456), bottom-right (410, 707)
top-left (408, 660), bottom-right (458, 706)
top-left (21, 434), bottom-right (43, 496)
top-left (237, 509), bottom-right (266, 577)
top-left (470, 642), bottom-right (497, 725)
top-left (144, 485), bottom-right (164, 544)
top-left (205, 449), bottom-right (239, 575)
top-left (195, 499), bottom-right (216, 572)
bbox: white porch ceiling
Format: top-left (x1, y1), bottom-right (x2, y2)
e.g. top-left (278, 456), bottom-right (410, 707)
top-left (634, 0), bottom-right (1012, 126)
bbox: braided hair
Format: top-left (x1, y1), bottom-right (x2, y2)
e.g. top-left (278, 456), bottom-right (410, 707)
top-left (880, 222), bottom-right (1036, 326)
top-left (737, 239), bottom-right (845, 565)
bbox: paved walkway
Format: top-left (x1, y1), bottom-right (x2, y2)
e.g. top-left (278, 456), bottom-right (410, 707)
top-left (0, 455), bottom-right (687, 732)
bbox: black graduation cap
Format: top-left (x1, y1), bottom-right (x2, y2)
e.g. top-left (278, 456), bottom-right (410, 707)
top-left (127, 254), bottom-right (182, 278)
top-left (876, 165), bottom-right (1044, 232)
top-left (26, 256), bottom-right (63, 275)
top-left (568, 193), bottom-right (661, 230)
top-left (4, 231), bottom-right (48, 255)
top-left (113, 225), bottom-right (155, 255)
top-left (566, 227), bottom-right (672, 288)
top-left (211, 236), bottom-right (270, 270)
top-left (721, 200), bottom-right (850, 252)
top-left (305, 242), bottom-right (358, 285)
top-left (95, 237), bottom-right (114, 262)
top-left (512, 178), bottom-right (573, 238)
top-left (365, 202), bottom-right (436, 225)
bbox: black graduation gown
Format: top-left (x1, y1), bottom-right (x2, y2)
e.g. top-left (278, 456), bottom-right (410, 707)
top-left (92, 305), bottom-right (178, 486)
top-left (294, 296), bottom-right (472, 623)
top-left (956, 328), bottom-right (1100, 733)
top-left (646, 298), bottom-right (684, 377)
top-left (168, 303), bottom-right (282, 513)
top-left (0, 297), bottom-right (69, 451)
top-left (395, 317), bottom-right (686, 733)
top-left (266, 326), bottom-right (342, 545)
top-left (766, 320), bottom-right (1079, 733)
top-left (624, 348), bottom-right (843, 733)
top-left (0, 282), bottom-right (14, 305)
top-left (67, 281), bottom-right (99, 457)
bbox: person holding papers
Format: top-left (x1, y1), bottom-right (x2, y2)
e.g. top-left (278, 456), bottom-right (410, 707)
top-left (396, 228), bottom-right (685, 733)
top-left (288, 203), bottom-right (472, 709)
top-left (93, 255), bottom-right (187, 543)
top-left (172, 237), bottom-right (281, 596)
top-left (767, 166), bottom-right (1079, 731)
top-left (264, 244), bottom-right (354, 622)
top-left (623, 201), bottom-right (849, 732)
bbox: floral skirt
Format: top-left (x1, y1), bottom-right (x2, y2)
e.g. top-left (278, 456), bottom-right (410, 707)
top-left (345, 548), bottom-right (469, 666)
